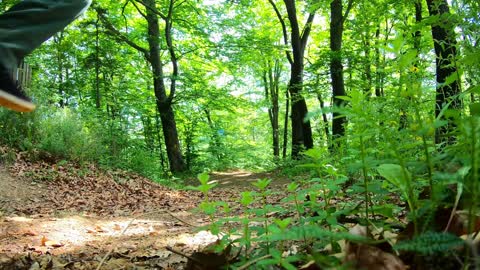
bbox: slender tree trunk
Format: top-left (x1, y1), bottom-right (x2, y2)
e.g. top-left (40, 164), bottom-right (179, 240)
top-left (400, 1), bottom-right (423, 130)
top-left (374, 26), bottom-right (382, 97)
top-left (204, 109), bottom-right (223, 162)
top-left (183, 119), bottom-right (196, 170)
top-left (330, 0), bottom-right (350, 146)
top-left (362, 29), bottom-right (372, 96)
top-left (271, 61), bottom-right (280, 158)
top-left (282, 90), bottom-right (290, 159)
top-left (97, 0), bottom-right (186, 173)
top-left (145, 0), bottom-right (186, 173)
top-left (317, 93), bottom-right (331, 148)
top-left (289, 63), bottom-right (313, 157)
top-left (155, 109), bottom-right (167, 172)
top-left (426, 0), bottom-right (461, 144)
top-left (54, 33), bottom-right (66, 108)
top-left (95, 14), bottom-right (101, 109)
top-left (283, 0), bottom-right (314, 158)
top-left (263, 60), bottom-right (280, 158)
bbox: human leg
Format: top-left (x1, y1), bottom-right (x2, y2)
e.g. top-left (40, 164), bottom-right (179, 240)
top-left (0, 0), bottom-right (91, 112)
top-left (0, 0), bottom-right (92, 69)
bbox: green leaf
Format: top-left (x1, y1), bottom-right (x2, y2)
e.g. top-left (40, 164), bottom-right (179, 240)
top-left (398, 50), bottom-right (418, 69)
top-left (274, 218), bottom-right (292, 230)
top-left (252, 178), bottom-right (271, 190)
top-left (395, 232), bottom-right (464, 255)
top-left (287, 182), bottom-right (299, 192)
top-left (326, 215), bottom-right (338, 226)
top-left (377, 164), bottom-right (411, 190)
top-left (197, 172), bottom-right (210, 185)
top-left (240, 191), bottom-right (255, 206)
top-left (303, 148), bottom-right (323, 160)
top-left (469, 103), bottom-right (480, 116)
top-left (371, 204), bottom-right (395, 218)
top-left (443, 71), bottom-right (460, 86)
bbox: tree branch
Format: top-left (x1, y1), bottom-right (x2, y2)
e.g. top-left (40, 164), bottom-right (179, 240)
top-left (165, 0), bottom-right (178, 103)
top-left (268, 0), bottom-right (293, 65)
top-left (342, 0), bottom-right (355, 24)
top-left (128, 0), bottom-right (147, 19)
top-left (134, 0), bottom-right (166, 20)
top-left (300, 12), bottom-right (315, 51)
top-left (95, 8), bottom-right (150, 59)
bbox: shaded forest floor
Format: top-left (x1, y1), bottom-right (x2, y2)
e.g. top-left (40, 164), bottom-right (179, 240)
top-left (0, 153), bottom-right (292, 269)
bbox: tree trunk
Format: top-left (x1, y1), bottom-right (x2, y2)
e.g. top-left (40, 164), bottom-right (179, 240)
top-left (400, 1), bottom-right (423, 130)
top-left (155, 109), bottom-right (167, 172)
top-left (204, 109), bottom-right (223, 162)
top-left (362, 29), bottom-right (372, 96)
top-left (330, 0), bottom-right (349, 145)
top-left (315, 74), bottom-right (331, 148)
top-left (95, 14), bottom-right (101, 109)
top-left (145, 0), bottom-right (186, 173)
top-left (283, 0), bottom-right (314, 158)
top-left (282, 90), bottom-right (289, 159)
top-left (374, 26), bottom-right (383, 97)
top-left (263, 60), bottom-right (281, 159)
top-left (426, 0), bottom-right (461, 145)
top-left (289, 62), bottom-right (313, 157)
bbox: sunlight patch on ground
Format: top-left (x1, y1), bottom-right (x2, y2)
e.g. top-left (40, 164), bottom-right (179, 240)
top-left (1, 214), bottom-right (207, 255)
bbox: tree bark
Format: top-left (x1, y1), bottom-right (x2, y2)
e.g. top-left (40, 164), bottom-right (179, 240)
top-left (263, 59), bottom-right (281, 158)
top-left (282, 90), bottom-right (289, 159)
top-left (95, 14), bottom-right (101, 109)
top-left (144, 0), bottom-right (186, 172)
top-left (374, 26), bottom-right (383, 97)
top-left (426, 0), bottom-right (461, 145)
top-left (330, 0), bottom-right (350, 145)
top-left (204, 109), bottom-right (223, 162)
top-left (283, 0), bottom-right (314, 158)
top-left (96, 0), bottom-right (186, 173)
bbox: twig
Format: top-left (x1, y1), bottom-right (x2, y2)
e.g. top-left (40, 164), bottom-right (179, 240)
top-left (96, 210), bottom-right (178, 270)
top-left (96, 217), bottom-right (136, 270)
top-left (165, 246), bottom-right (205, 265)
top-left (237, 254), bottom-right (272, 270)
top-left (166, 210), bottom-right (197, 227)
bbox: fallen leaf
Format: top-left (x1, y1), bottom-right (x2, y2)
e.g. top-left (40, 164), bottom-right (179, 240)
top-left (23, 230), bottom-right (38, 236)
top-left (45, 240), bottom-right (64, 248)
top-left (344, 225), bottom-right (407, 270)
top-left (95, 225), bottom-right (106, 232)
top-left (40, 235), bottom-right (47, 246)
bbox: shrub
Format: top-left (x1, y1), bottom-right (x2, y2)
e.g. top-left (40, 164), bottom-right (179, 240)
top-left (37, 108), bottom-right (103, 162)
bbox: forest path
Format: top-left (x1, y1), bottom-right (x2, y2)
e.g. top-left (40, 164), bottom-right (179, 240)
top-left (0, 163), bottom-right (291, 269)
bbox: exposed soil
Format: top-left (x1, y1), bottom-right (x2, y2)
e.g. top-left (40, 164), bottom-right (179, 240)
top-left (0, 156), bottom-right (291, 270)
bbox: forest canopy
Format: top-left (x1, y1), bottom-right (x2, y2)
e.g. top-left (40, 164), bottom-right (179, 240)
top-left (0, 0), bottom-right (477, 177)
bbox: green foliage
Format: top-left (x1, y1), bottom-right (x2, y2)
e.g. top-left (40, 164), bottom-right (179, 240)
top-left (395, 232), bottom-right (464, 255)
top-left (2, 0), bottom-right (479, 267)
top-left (0, 109), bottom-right (38, 151)
top-left (37, 109), bottom-right (102, 162)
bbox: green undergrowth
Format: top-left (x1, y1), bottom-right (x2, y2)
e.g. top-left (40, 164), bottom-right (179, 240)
top-left (187, 92), bottom-right (480, 269)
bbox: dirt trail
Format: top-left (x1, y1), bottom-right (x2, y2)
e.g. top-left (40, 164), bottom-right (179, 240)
top-left (0, 163), bottom-right (291, 269)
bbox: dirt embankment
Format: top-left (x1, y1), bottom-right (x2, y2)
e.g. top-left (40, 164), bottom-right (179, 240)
top-left (0, 157), bottom-right (290, 269)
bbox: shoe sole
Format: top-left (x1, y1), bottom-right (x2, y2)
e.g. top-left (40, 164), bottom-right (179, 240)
top-left (0, 89), bottom-right (36, 112)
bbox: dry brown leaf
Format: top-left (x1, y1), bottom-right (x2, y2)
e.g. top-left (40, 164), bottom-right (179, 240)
top-left (43, 238), bottom-right (64, 248)
top-left (40, 235), bottom-right (47, 246)
top-left (344, 225), bottom-right (407, 270)
top-left (23, 230), bottom-right (38, 236)
top-left (113, 224), bottom-right (122, 231)
top-left (95, 225), bottom-right (106, 233)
